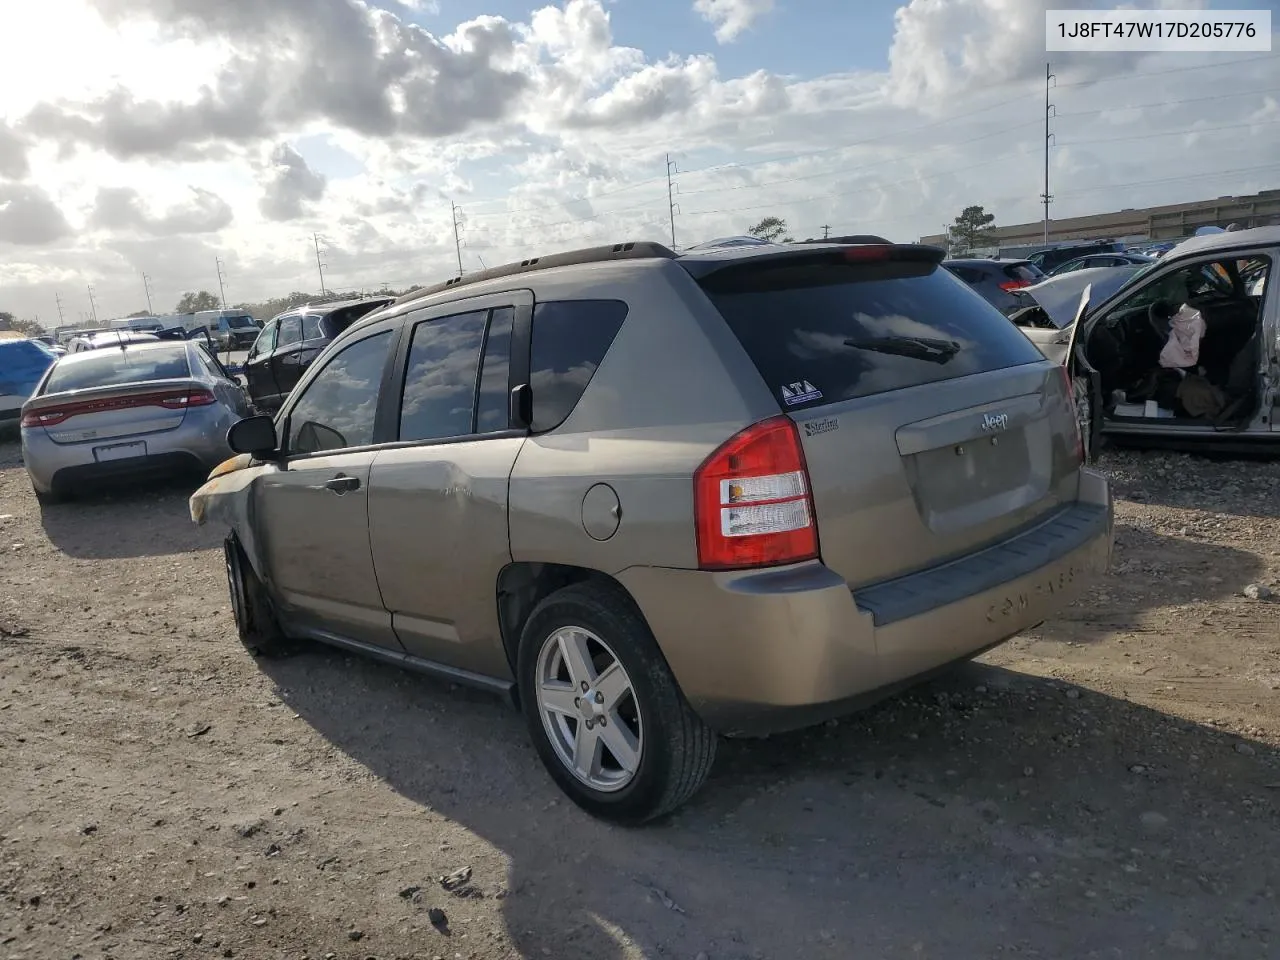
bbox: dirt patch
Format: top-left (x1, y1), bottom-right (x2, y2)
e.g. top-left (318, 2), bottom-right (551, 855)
top-left (1, 440), bottom-right (1278, 959)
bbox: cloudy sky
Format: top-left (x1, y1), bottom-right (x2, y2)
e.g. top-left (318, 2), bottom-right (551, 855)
top-left (1, 0), bottom-right (1278, 323)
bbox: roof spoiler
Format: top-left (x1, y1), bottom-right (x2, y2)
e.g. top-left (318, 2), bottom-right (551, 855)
top-left (683, 242), bottom-right (946, 280)
top-left (393, 241), bottom-right (679, 308)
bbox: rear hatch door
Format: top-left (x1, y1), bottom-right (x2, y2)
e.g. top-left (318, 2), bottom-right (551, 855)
top-left (696, 245), bottom-right (1084, 588)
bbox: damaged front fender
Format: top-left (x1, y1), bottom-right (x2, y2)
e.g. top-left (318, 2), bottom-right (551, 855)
top-left (190, 455), bottom-right (275, 580)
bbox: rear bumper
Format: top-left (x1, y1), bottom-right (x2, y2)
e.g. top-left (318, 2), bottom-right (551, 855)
top-left (618, 469), bottom-right (1113, 736)
top-left (23, 419), bottom-right (234, 495)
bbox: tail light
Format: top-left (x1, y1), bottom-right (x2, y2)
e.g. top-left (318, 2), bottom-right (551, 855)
top-left (693, 416), bottom-right (820, 571)
top-left (20, 388), bottom-right (216, 428)
top-left (1058, 366), bottom-right (1085, 465)
top-left (999, 279), bottom-right (1032, 292)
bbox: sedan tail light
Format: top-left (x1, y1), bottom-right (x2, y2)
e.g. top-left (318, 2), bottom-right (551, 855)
top-left (21, 387), bottom-right (216, 428)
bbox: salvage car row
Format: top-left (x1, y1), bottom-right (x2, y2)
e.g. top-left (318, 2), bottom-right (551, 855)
top-left (5, 226), bottom-right (1277, 822)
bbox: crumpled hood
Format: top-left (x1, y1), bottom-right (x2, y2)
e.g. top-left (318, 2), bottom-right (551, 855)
top-left (1012, 265), bottom-right (1142, 328)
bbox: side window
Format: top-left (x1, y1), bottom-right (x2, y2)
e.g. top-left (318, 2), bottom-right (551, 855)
top-left (475, 307), bottom-right (514, 434)
top-left (398, 311), bottom-right (488, 442)
top-left (287, 331), bottom-right (393, 455)
top-left (529, 300), bottom-right (628, 433)
top-left (301, 315), bottom-right (324, 340)
top-left (278, 316), bottom-right (303, 348)
top-left (248, 321), bottom-right (277, 360)
top-left (193, 347), bottom-right (223, 379)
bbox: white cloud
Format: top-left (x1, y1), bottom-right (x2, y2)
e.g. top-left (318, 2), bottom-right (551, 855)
top-left (0, 0), bottom-right (1276, 322)
top-left (693, 0), bottom-right (774, 43)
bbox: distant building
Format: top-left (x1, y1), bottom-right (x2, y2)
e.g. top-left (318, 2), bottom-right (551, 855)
top-left (921, 188), bottom-right (1280, 252)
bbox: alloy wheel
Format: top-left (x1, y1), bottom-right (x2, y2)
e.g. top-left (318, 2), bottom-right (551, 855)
top-left (534, 625), bottom-right (644, 792)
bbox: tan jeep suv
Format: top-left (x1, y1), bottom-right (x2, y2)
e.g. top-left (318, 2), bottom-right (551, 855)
top-left (191, 239), bottom-right (1114, 823)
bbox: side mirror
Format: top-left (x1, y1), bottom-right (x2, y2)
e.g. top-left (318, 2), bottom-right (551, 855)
top-left (227, 415), bottom-right (279, 458)
top-left (509, 383), bottom-right (533, 430)
top-left (230, 374), bottom-right (245, 387)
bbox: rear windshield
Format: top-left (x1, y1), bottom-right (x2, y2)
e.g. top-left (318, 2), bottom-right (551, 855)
top-left (45, 348), bottom-right (191, 394)
top-left (1005, 263), bottom-right (1043, 282)
top-left (701, 259), bottom-right (1044, 410)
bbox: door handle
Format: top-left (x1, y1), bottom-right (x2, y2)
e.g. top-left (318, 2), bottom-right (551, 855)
top-left (323, 474), bottom-right (361, 495)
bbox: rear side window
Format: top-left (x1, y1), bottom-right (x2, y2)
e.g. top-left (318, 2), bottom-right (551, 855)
top-left (44, 348), bottom-right (191, 394)
top-left (302, 315), bottom-right (324, 340)
top-left (945, 265), bottom-right (980, 284)
top-left (1004, 263), bottom-right (1043, 282)
top-left (701, 260), bottom-right (1044, 410)
top-left (398, 310), bottom-right (488, 442)
top-left (529, 300), bottom-right (628, 432)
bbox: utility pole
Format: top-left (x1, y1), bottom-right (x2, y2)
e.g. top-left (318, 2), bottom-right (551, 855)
top-left (87, 284), bottom-right (99, 324)
top-left (821, 224), bottom-right (831, 240)
top-left (55, 293), bottom-right (65, 326)
top-left (215, 257), bottom-right (229, 310)
top-left (665, 153), bottom-right (680, 248)
top-left (1042, 62), bottom-right (1056, 245)
top-left (450, 202), bottom-right (464, 277)
top-left (142, 272), bottom-right (154, 314)
top-left (312, 235), bottom-right (327, 296)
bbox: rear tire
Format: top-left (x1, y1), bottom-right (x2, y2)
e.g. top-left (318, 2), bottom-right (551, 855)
top-left (517, 581), bottom-right (716, 824)
top-left (224, 536), bottom-right (294, 657)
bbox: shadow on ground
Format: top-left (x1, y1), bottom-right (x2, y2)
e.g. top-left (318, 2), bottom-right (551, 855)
top-left (262, 651), bottom-right (1280, 960)
top-left (37, 482), bottom-right (217, 559)
top-left (1040, 524), bottom-right (1266, 645)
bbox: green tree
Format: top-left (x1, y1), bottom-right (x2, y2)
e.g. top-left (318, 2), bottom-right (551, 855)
top-left (950, 205), bottom-right (997, 254)
top-left (747, 216), bottom-right (793, 243)
top-left (0, 311), bottom-right (14, 330)
top-left (127, 309), bottom-right (155, 318)
top-left (174, 290), bottom-right (222, 314)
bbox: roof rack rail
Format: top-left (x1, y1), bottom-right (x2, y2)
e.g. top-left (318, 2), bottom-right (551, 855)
top-left (393, 241), bottom-right (679, 308)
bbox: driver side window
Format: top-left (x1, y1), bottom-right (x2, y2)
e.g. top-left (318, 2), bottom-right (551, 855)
top-left (249, 320), bottom-right (277, 360)
top-left (286, 331), bottom-right (393, 456)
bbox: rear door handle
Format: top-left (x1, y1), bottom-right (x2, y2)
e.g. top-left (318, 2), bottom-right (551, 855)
top-left (323, 474), bottom-right (361, 495)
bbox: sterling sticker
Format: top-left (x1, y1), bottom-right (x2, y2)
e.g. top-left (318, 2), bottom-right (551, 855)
top-left (780, 380), bottom-right (823, 405)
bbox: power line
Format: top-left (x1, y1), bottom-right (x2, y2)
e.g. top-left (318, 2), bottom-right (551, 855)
top-left (457, 54), bottom-right (1280, 223)
top-left (312, 235), bottom-right (328, 296)
top-left (1043, 61), bottom-right (1056, 245)
top-left (216, 257), bottom-right (229, 310)
top-left (665, 153), bottom-right (680, 248)
top-left (451, 201), bottom-right (464, 277)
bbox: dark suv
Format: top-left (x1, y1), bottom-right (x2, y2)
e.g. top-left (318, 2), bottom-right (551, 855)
top-left (943, 258), bottom-right (1045, 315)
top-left (244, 296), bottom-right (393, 412)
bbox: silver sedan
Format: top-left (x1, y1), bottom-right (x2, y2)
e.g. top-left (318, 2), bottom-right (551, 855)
top-left (21, 340), bottom-right (251, 503)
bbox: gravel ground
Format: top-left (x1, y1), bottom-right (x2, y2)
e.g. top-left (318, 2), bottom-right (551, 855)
top-left (1, 439), bottom-right (1278, 960)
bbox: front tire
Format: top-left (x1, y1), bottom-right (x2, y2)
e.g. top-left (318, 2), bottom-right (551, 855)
top-left (224, 537), bottom-right (293, 657)
top-left (517, 581), bottom-right (716, 824)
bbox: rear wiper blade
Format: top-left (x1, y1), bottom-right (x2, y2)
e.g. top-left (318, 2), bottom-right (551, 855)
top-left (842, 335), bottom-right (961, 364)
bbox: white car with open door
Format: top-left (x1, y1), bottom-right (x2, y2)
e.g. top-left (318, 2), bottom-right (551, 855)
top-left (1030, 227), bottom-right (1276, 459)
